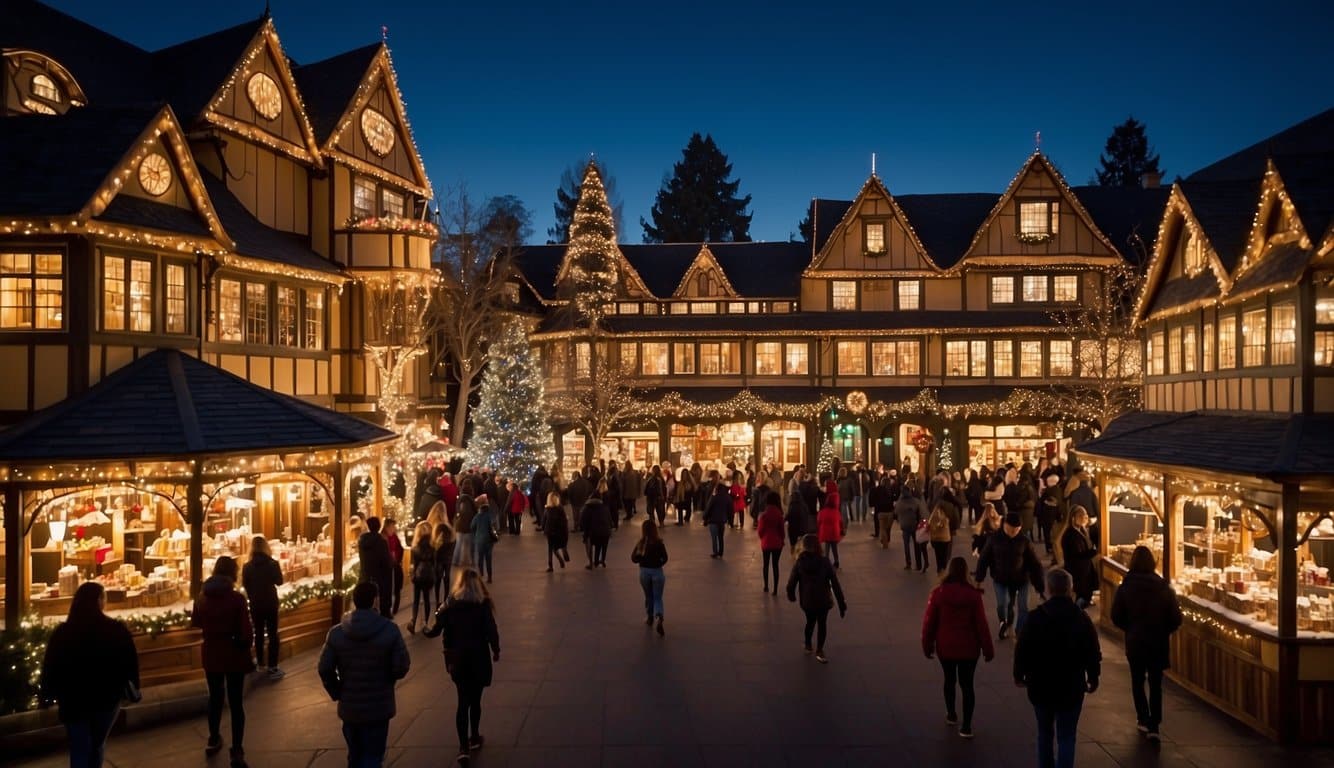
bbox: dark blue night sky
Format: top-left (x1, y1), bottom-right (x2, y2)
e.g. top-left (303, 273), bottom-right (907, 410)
top-left (48, 0), bottom-right (1334, 242)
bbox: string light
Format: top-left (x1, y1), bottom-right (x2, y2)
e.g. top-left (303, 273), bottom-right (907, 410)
top-left (670, 245), bottom-right (741, 298)
top-left (805, 174), bottom-right (941, 273)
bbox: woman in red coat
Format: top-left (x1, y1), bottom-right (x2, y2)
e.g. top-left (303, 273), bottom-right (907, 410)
top-left (728, 470), bottom-right (747, 530)
top-left (192, 556), bottom-right (255, 767)
top-left (755, 491), bottom-right (787, 594)
top-left (921, 556), bottom-right (995, 739)
top-left (816, 479), bottom-right (843, 568)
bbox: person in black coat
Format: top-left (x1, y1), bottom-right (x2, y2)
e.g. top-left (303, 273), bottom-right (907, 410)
top-left (785, 490), bottom-right (810, 556)
top-left (425, 568), bottom-right (500, 764)
top-left (358, 517), bottom-right (394, 619)
top-left (543, 491), bottom-right (571, 571)
top-left (703, 480), bottom-right (733, 558)
top-left (1110, 547), bottom-right (1183, 739)
top-left (241, 536), bottom-right (285, 678)
top-left (579, 486), bottom-right (613, 569)
top-left (974, 512), bottom-right (1045, 638)
top-left (786, 534), bottom-right (847, 663)
top-left (40, 582), bottom-right (140, 768)
top-left (1014, 569), bottom-right (1101, 768)
top-left (1057, 506), bottom-right (1097, 608)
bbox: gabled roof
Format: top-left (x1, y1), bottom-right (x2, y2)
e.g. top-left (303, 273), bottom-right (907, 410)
top-left (0, 0), bottom-right (153, 105)
top-left (809, 199), bottom-right (853, 255)
top-left (671, 245), bottom-right (738, 297)
top-left (202, 173), bottom-right (342, 276)
top-left (1187, 108), bottom-right (1334, 184)
top-left (293, 43), bottom-right (382, 143)
top-left (0, 349), bottom-right (394, 463)
top-left (151, 16), bottom-right (267, 125)
top-left (1270, 153), bottom-right (1334, 248)
top-left (808, 175), bottom-right (938, 272)
top-left (707, 242), bottom-right (810, 296)
top-left (97, 196), bottom-right (212, 238)
top-left (1135, 184), bottom-right (1232, 322)
top-left (619, 244), bottom-right (701, 298)
top-left (1070, 185), bottom-right (1171, 266)
top-left (894, 193), bottom-right (998, 269)
top-left (0, 105), bottom-right (157, 215)
top-left (511, 245), bottom-right (565, 301)
top-left (1176, 177), bottom-right (1262, 273)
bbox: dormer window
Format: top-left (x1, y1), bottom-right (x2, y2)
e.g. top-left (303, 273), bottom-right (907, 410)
top-left (503, 283), bottom-right (520, 304)
top-left (864, 221), bottom-right (886, 255)
top-left (1183, 229), bottom-right (1206, 275)
top-left (1017, 200), bottom-right (1059, 243)
top-left (31, 74), bottom-right (60, 103)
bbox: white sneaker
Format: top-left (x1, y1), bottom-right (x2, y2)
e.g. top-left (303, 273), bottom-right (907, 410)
top-left (267, 667), bottom-right (286, 680)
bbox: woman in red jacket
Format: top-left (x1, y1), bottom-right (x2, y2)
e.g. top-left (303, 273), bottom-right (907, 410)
top-left (192, 556), bottom-right (255, 767)
top-left (756, 491), bottom-right (787, 594)
top-left (921, 556), bottom-right (995, 739)
top-left (816, 479), bottom-right (843, 568)
top-left (728, 470), bottom-right (747, 530)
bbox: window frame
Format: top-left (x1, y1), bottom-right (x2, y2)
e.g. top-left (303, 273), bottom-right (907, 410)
top-left (783, 342), bottom-right (808, 375)
top-left (381, 188), bottom-right (405, 218)
top-left (1049, 339), bottom-right (1073, 377)
top-left (303, 288), bottom-right (325, 350)
top-left (1021, 274), bottom-right (1049, 303)
top-left (896, 279), bottom-right (922, 311)
top-left (993, 339), bottom-right (1014, 377)
top-left (1218, 314), bottom-right (1238, 370)
top-left (1168, 326), bottom-right (1183, 375)
top-left (1202, 321), bottom-right (1214, 372)
top-left (1053, 274), bottom-right (1079, 303)
top-left (830, 280), bottom-right (859, 311)
top-left (989, 275), bottom-right (1015, 305)
top-left (0, 251), bottom-right (64, 330)
top-left (699, 341), bottom-right (741, 375)
top-left (863, 219), bottom-right (887, 255)
top-left (1019, 340), bottom-right (1043, 378)
top-left (1241, 308), bottom-right (1267, 367)
top-left (1017, 199), bottom-right (1061, 237)
top-left (244, 281), bottom-right (270, 345)
top-left (102, 253), bottom-right (155, 333)
top-left (352, 177), bottom-right (377, 219)
top-left (754, 342), bottom-right (781, 375)
top-left (836, 340), bottom-right (867, 376)
top-left (163, 261), bottom-right (190, 335)
top-left (640, 342), bottom-right (668, 376)
top-left (1270, 302), bottom-right (1296, 366)
top-left (619, 342), bottom-right (639, 376)
top-left (673, 342), bottom-right (695, 374)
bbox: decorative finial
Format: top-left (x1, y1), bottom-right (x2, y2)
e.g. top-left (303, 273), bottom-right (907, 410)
top-left (871, 152), bottom-right (877, 177)
top-left (263, 0), bottom-right (270, 18)
top-left (1034, 131), bottom-right (1042, 152)
top-left (381, 25), bottom-right (389, 43)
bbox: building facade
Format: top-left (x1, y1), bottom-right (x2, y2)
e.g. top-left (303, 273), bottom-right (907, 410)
top-left (520, 153), bottom-right (1166, 476)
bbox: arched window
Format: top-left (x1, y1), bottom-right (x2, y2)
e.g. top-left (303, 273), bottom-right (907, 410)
top-left (31, 73), bottom-right (60, 102)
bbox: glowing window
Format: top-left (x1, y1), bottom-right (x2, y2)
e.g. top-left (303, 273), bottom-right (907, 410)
top-left (31, 73), bottom-right (60, 102)
top-left (837, 341), bottom-right (866, 375)
top-left (990, 276), bottom-right (1014, 304)
top-left (832, 280), bottom-right (857, 310)
top-left (0, 252), bottom-right (62, 330)
top-left (1053, 275), bottom-right (1078, 302)
top-left (165, 263), bottom-right (187, 334)
top-left (1020, 341), bottom-right (1043, 377)
top-left (897, 280), bottom-right (920, 310)
top-left (784, 343), bottom-right (808, 375)
top-left (1271, 303), bottom-right (1296, 365)
top-left (864, 222), bottom-right (886, 254)
top-left (673, 343), bottom-right (695, 374)
top-left (1049, 340), bottom-right (1073, 377)
top-left (1022, 275), bottom-right (1048, 303)
top-left (1242, 309), bottom-right (1267, 367)
top-left (993, 340), bottom-right (1013, 377)
top-left (642, 343), bottom-right (668, 375)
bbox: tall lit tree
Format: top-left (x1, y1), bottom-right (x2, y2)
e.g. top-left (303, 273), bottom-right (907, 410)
top-left (642, 133), bottom-right (752, 243)
top-left (1050, 259), bottom-right (1144, 433)
top-left (564, 160), bottom-right (620, 328)
top-left (815, 435), bottom-right (837, 475)
top-left (465, 319), bottom-right (555, 484)
top-left (1096, 117), bottom-right (1162, 187)
top-left (548, 160), bottom-right (624, 244)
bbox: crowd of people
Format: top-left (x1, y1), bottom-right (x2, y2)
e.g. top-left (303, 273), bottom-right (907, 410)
top-left (36, 453), bottom-right (1185, 768)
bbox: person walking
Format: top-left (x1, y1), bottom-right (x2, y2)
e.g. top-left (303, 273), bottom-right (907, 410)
top-left (407, 521), bottom-right (437, 634)
top-left (1038, 474), bottom-right (1066, 557)
top-left (784, 487), bottom-right (810, 558)
top-left (674, 467), bottom-right (696, 526)
top-left (756, 491), bottom-right (786, 595)
top-left (1110, 546), bottom-right (1182, 740)
top-left (471, 495), bottom-right (498, 583)
top-left (895, 482), bottom-right (929, 572)
top-left (318, 581), bottom-right (410, 768)
top-left (1056, 505), bottom-right (1098, 608)
top-left (704, 479), bottom-right (731, 558)
top-left (620, 460), bottom-right (642, 522)
top-left (928, 502), bottom-right (954, 574)
top-left (580, 482), bottom-right (614, 569)
top-left (453, 496), bottom-right (478, 568)
top-left (786, 534), bottom-right (847, 664)
top-left (358, 517), bottom-right (395, 619)
top-left (868, 474), bottom-right (891, 543)
top-left (192, 556), bottom-right (254, 767)
top-left (432, 523), bottom-right (455, 605)
top-left (971, 503), bottom-right (1002, 558)
top-left (505, 480), bottom-right (527, 535)
top-left (39, 581), bottom-right (140, 768)
top-left (644, 464), bottom-right (666, 528)
top-left (241, 535), bottom-right (285, 679)
top-left (424, 568), bottom-right (501, 766)
top-left (631, 519), bottom-right (669, 635)
top-left (974, 511), bottom-right (1046, 639)
top-left (543, 491), bottom-right (571, 571)
top-left (1014, 568), bottom-right (1101, 768)
top-left (922, 557), bottom-right (995, 738)
top-left (383, 519), bottom-right (405, 616)
top-left (816, 479), bottom-right (844, 568)
top-left (729, 470), bottom-right (748, 530)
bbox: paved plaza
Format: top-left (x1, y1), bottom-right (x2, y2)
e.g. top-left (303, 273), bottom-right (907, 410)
top-left (16, 520), bottom-right (1334, 768)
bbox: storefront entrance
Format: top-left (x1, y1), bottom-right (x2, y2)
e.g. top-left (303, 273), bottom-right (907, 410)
top-left (760, 421), bottom-right (806, 470)
top-left (670, 422), bottom-right (754, 472)
top-left (602, 431), bottom-right (661, 467)
top-left (966, 423), bottom-right (1062, 470)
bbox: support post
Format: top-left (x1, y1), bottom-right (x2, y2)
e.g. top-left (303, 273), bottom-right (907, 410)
top-left (188, 463), bottom-right (205, 600)
top-left (4, 485), bottom-right (26, 629)
top-left (1160, 474), bottom-right (1174, 580)
top-left (752, 420), bottom-right (764, 471)
top-left (331, 455), bottom-right (346, 623)
top-left (1276, 481), bottom-right (1299, 743)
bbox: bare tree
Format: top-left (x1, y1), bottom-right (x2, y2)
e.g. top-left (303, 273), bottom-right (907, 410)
top-left (431, 187), bottom-right (528, 447)
top-left (547, 344), bottom-right (649, 455)
top-left (1049, 258), bottom-right (1144, 433)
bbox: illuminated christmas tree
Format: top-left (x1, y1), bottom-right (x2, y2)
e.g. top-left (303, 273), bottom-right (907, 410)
top-left (565, 160), bottom-right (619, 327)
top-left (465, 319), bottom-right (555, 486)
top-left (815, 435), bottom-right (837, 475)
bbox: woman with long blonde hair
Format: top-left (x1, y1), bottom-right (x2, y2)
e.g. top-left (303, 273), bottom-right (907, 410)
top-left (631, 519), bottom-right (669, 635)
top-left (407, 521), bottom-right (437, 634)
top-left (425, 568), bottom-right (500, 765)
top-left (432, 523), bottom-right (455, 604)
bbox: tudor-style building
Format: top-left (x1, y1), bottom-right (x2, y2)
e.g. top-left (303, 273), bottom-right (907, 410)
top-left (0, 1), bottom-right (437, 648)
top-left (520, 153), bottom-right (1167, 475)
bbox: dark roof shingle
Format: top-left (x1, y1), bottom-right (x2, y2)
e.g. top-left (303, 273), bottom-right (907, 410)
top-left (97, 195), bottom-right (212, 237)
top-left (203, 173), bottom-right (341, 274)
top-left (894, 192), bottom-right (998, 269)
top-left (151, 16), bottom-right (266, 124)
top-left (293, 44), bottom-right (381, 143)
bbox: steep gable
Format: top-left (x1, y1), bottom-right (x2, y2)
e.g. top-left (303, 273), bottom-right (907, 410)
top-left (155, 16), bottom-right (322, 167)
top-left (1135, 184), bottom-right (1229, 322)
top-left (958, 152), bottom-right (1120, 267)
top-left (316, 46), bottom-right (430, 195)
top-left (674, 245), bottom-right (738, 298)
top-left (806, 175), bottom-right (937, 274)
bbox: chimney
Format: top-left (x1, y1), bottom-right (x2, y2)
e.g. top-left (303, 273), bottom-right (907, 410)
top-left (1141, 171), bottom-right (1162, 189)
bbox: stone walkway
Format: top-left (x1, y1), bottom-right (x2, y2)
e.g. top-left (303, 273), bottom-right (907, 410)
top-left (16, 519), bottom-right (1334, 767)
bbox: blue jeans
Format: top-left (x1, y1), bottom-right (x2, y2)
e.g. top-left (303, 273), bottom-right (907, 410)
top-left (65, 704), bottom-right (119, 768)
top-left (709, 524), bottom-right (724, 556)
top-left (639, 566), bottom-right (665, 618)
top-left (474, 545), bottom-right (493, 580)
top-left (1033, 700), bottom-right (1082, 768)
top-left (342, 719), bottom-right (390, 768)
top-left (994, 582), bottom-right (1030, 634)
top-left (856, 495), bottom-right (867, 522)
top-left (840, 500), bottom-right (853, 527)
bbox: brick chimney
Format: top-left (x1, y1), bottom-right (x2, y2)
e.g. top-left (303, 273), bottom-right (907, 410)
top-left (1141, 171), bottom-right (1163, 189)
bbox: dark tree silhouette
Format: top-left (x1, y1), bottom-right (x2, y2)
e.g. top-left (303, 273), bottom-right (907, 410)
top-left (794, 205), bottom-right (813, 243)
top-left (547, 161), bottom-right (623, 244)
top-left (641, 133), bottom-right (752, 243)
top-left (1096, 117), bottom-right (1162, 187)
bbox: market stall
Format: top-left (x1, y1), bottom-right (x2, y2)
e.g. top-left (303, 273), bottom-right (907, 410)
top-left (0, 350), bottom-right (395, 684)
top-left (1075, 411), bottom-right (1334, 744)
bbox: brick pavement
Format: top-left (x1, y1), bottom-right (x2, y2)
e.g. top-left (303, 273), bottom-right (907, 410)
top-left (14, 518), bottom-right (1334, 767)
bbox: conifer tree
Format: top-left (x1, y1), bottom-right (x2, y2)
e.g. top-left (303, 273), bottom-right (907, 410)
top-left (815, 435), bottom-right (838, 475)
top-left (465, 319), bottom-right (555, 485)
top-left (1096, 117), bottom-right (1162, 187)
top-left (642, 133), bottom-right (752, 243)
top-left (548, 161), bottom-right (624, 244)
top-left (565, 160), bottom-right (620, 327)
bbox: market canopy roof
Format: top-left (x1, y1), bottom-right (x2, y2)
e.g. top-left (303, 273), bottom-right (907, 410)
top-left (0, 349), bottom-right (395, 465)
top-left (1073, 410), bottom-right (1334, 481)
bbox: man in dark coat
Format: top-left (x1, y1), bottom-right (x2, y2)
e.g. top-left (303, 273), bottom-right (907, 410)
top-left (241, 536), bottom-right (285, 679)
top-left (1110, 546), bottom-right (1183, 739)
top-left (318, 582), bottom-right (410, 768)
top-left (566, 470), bottom-right (592, 530)
top-left (1014, 568), bottom-right (1101, 768)
top-left (358, 517), bottom-right (394, 619)
top-left (974, 512), bottom-right (1045, 638)
top-left (703, 481), bottom-right (732, 558)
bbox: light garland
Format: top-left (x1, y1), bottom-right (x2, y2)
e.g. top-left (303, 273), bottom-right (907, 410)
top-left (342, 214), bottom-right (438, 238)
top-left (805, 174), bottom-right (940, 275)
top-left (564, 161), bottom-right (621, 326)
top-left (670, 245), bottom-right (740, 298)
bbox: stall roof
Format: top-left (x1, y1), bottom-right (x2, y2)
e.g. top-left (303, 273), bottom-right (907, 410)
top-left (0, 349), bottom-right (395, 463)
top-left (1073, 410), bottom-right (1334, 479)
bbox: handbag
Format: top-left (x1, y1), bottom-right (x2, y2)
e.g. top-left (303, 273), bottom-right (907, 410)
top-left (489, 527), bottom-right (500, 543)
top-left (915, 519), bottom-right (931, 544)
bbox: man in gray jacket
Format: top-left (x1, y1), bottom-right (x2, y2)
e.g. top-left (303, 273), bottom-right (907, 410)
top-left (319, 582), bottom-right (410, 767)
